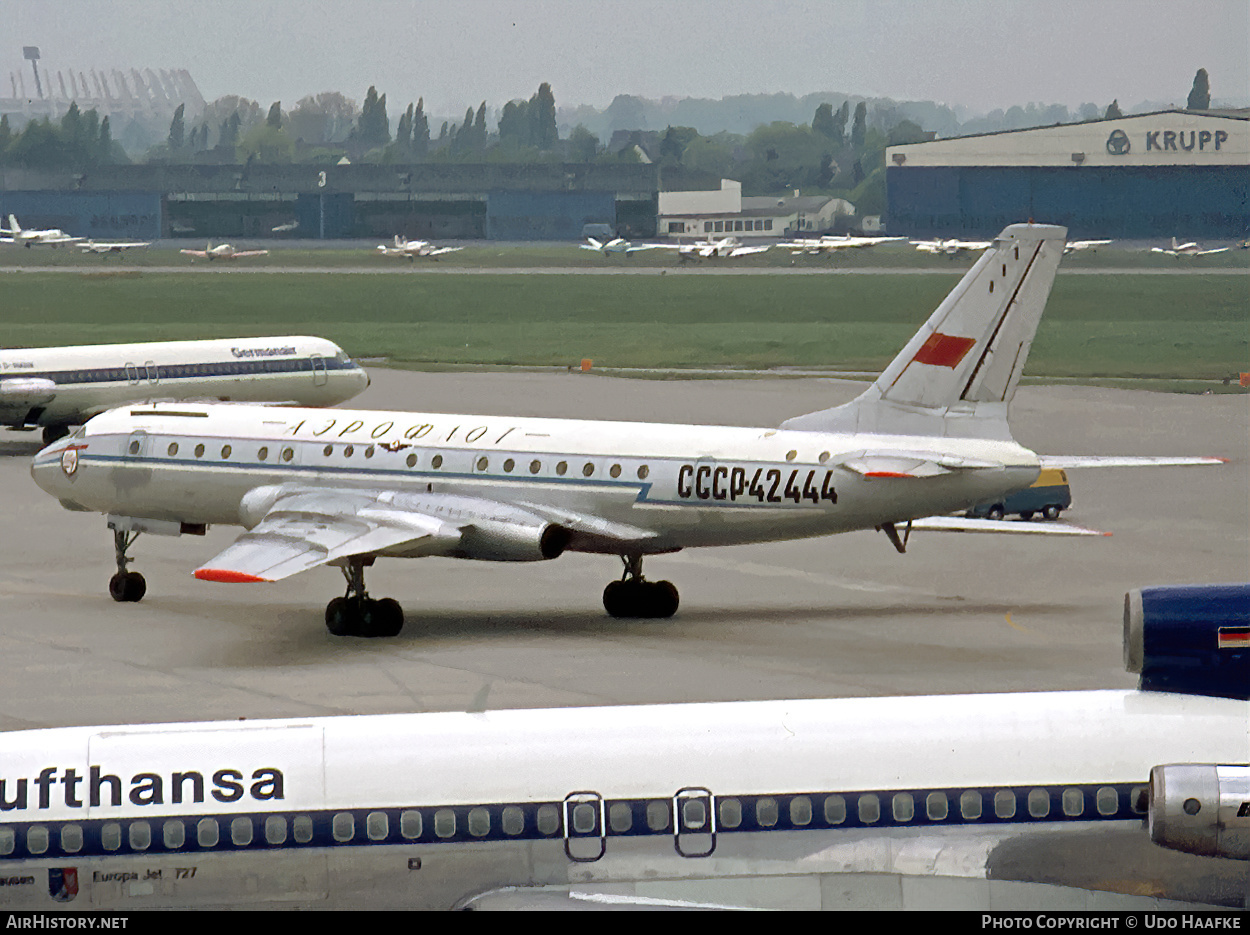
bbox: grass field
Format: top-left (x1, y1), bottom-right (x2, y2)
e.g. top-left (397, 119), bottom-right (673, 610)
top-left (1, 267), bottom-right (1245, 385)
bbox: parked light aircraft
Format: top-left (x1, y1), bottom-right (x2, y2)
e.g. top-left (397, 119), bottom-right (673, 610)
top-left (3, 336), bottom-right (368, 445)
top-left (910, 237), bottom-right (994, 256)
top-left (0, 214), bottom-right (84, 248)
top-left (1151, 238), bottom-right (1231, 258)
top-left (651, 235), bottom-right (770, 261)
top-left (178, 243), bottom-right (270, 261)
top-left (0, 583), bottom-right (1245, 910)
top-left (271, 221), bottom-right (300, 233)
top-left (79, 239), bottom-right (151, 255)
top-left (375, 236), bottom-right (464, 260)
top-left (30, 224), bottom-right (1222, 635)
top-left (1062, 239), bottom-right (1113, 255)
top-left (778, 235), bottom-right (906, 254)
top-left (577, 236), bottom-right (659, 257)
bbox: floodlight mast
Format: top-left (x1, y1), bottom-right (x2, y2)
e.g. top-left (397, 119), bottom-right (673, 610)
top-left (22, 46), bottom-right (42, 99)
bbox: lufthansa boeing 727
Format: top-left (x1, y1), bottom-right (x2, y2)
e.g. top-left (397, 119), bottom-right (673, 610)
top-left (0, 583), bottom-right (1245, 909)
top-left (3, 336), bottom-right (368, 444)
top-left (28, 225), bottom-right (1221, 634)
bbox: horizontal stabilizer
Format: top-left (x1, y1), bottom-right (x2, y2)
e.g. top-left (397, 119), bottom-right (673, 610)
top-left (1041, 455), bottom-right (1228, 469)
top-left (909, 515), bottom-right (1110, 536)
top-left (834, 449), bottom-right (1004, 478)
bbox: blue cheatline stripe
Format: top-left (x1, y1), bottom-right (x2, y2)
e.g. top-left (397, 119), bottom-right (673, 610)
top-left (0, 781), bottom-right (1146, 861)
top-left (4, 357), bottom-right (357, 388)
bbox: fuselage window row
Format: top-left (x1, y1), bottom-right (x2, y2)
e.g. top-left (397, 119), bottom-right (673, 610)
top-left (0, 783), bottom-right (1146, 860)
top-left (19, 357), bottom-right (356, 388)
top-left (127, 436), bottom-right (658, 488)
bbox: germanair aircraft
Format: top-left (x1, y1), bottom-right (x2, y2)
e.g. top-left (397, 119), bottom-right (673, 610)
top-left (0, 583), bottom-right (1245, 909)
top-left (3, 336), bottom-right (368, 445)
top-left (28, 224), bottom-right (1220, 636)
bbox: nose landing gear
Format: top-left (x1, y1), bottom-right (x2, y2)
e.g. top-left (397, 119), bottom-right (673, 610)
top-left (325, 557), bottom-right (404, 637)
top-left (603, 554), bottom-right (679, 619)
top-left (108, 527), bottom-right (146, 602)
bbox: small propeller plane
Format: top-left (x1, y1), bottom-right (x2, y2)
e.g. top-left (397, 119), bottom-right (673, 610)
top-left (0, 214), bottom-right (84, 248)
top-left (651, 236), bottom-right (770, 262)
top-left (1062, 239), bottom-right (1113, 255)
top-left (578, 236), bottom-right (658, 257)
top-left (31, 224), bottom-right (1224, 638)
top-left (79, 239), bottom-right (151, 255)
top-left (910, 237), bottom-right (994, 256)
top-left (376, 236), bottom-right (464, 260)
top-left (1150, 238), bottom-right (1230, 257)
top-left (778, 235), bottom-right (906, 254)
top-left (179, 243), bottom-right (270, 261)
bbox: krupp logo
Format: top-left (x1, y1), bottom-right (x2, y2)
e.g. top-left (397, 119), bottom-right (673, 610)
top-left (1106, 129), bottom-right (1131, 155)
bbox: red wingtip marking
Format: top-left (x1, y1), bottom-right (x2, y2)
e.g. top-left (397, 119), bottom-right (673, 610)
top-left (863, 471), bottom-right (915, 479)
top-left (194, 569), bottom-right (269, 583)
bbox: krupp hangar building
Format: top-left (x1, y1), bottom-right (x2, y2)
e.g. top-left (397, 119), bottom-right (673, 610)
top-left (885, 110), bottom-right (1249, 239)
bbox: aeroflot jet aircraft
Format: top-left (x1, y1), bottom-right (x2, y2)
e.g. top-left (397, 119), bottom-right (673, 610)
top-left (0, 584), bottom-right (1245, 910)
top-left (28, 225), bottom-right (1215, 635)
top-left (3, 336), bottom-right (369, 444)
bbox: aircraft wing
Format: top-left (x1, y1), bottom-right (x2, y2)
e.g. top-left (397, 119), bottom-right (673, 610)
top-left (1040, 455), bottom-right (1228, 469)
top-left (908, 516), bottom-right (1111, 536)
top-left (728, 245), bottom-right (769, 257)
top-left (1194, 248), bottom-right (1231, 256)
top-left (179, 249), bottom-right (209, 258)
top-left (425, 246), bottom-right (463, 256)
top-left (227, 249), bottom-right (270, 258)
top-left (192, 486), bottom-right (661, 583)
top-left (193, 488), bottom-right (462, 583)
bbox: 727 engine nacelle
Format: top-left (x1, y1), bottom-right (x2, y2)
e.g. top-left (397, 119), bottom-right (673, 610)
top-left (1149, 764), bottom-right (1250, 860)
top-left (1124, 583), bottom-right (1250, 700)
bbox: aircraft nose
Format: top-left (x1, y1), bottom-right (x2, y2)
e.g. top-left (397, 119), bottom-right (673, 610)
top-left (30, 438), bottom-right (74, 498)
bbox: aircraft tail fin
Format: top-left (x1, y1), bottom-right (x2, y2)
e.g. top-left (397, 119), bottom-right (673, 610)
top-left (782, 223), bottom-right (1067, 440)
top-left (8, 215), bottom-right (20, 234)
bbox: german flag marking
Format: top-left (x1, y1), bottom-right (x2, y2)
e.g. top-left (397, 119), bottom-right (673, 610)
top-left (912, 332), bottom-right (977, 368)
top-left (1217, 626), bottom-right (1250, 650)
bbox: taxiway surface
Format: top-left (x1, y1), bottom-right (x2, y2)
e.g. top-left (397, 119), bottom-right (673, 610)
top-left (0, 369), bottom-right (1244, 730)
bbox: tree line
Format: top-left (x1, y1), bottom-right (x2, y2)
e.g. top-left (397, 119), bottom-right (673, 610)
top-left (0, 68), bottom-right (1220, 212)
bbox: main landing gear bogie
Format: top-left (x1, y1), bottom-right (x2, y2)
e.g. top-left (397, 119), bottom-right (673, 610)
top-left (603, 554), bottom-right (679, 619)
top-left (326, 558), bottom-right (404, 638)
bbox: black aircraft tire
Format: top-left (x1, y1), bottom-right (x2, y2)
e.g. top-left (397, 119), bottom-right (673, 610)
top-left (1042, 505), bottom-right (1061, 521)
top-left (604, 580), bottom-right (641, 618)
top-left (325, 597), bottom-right (354, 636)
top-left (42, 425), bottom-right (71, 446)
top-left (109, 572), bottom-right (145, 602)
top-left (647, 580), bottom-right (679, 619)
top-left (374, 598), bottom-right (404, 637)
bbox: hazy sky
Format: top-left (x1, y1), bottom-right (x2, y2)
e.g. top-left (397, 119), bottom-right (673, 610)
top-left (5, 0), bottom-right (1248, 121)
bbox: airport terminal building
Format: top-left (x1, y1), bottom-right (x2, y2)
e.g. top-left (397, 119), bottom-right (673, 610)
top-left (885, 110), bottom-right (1250, 239)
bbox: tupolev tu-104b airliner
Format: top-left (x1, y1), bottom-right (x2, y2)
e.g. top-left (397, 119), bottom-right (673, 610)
top-left (29, 224), bottom-right (1223, 636)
